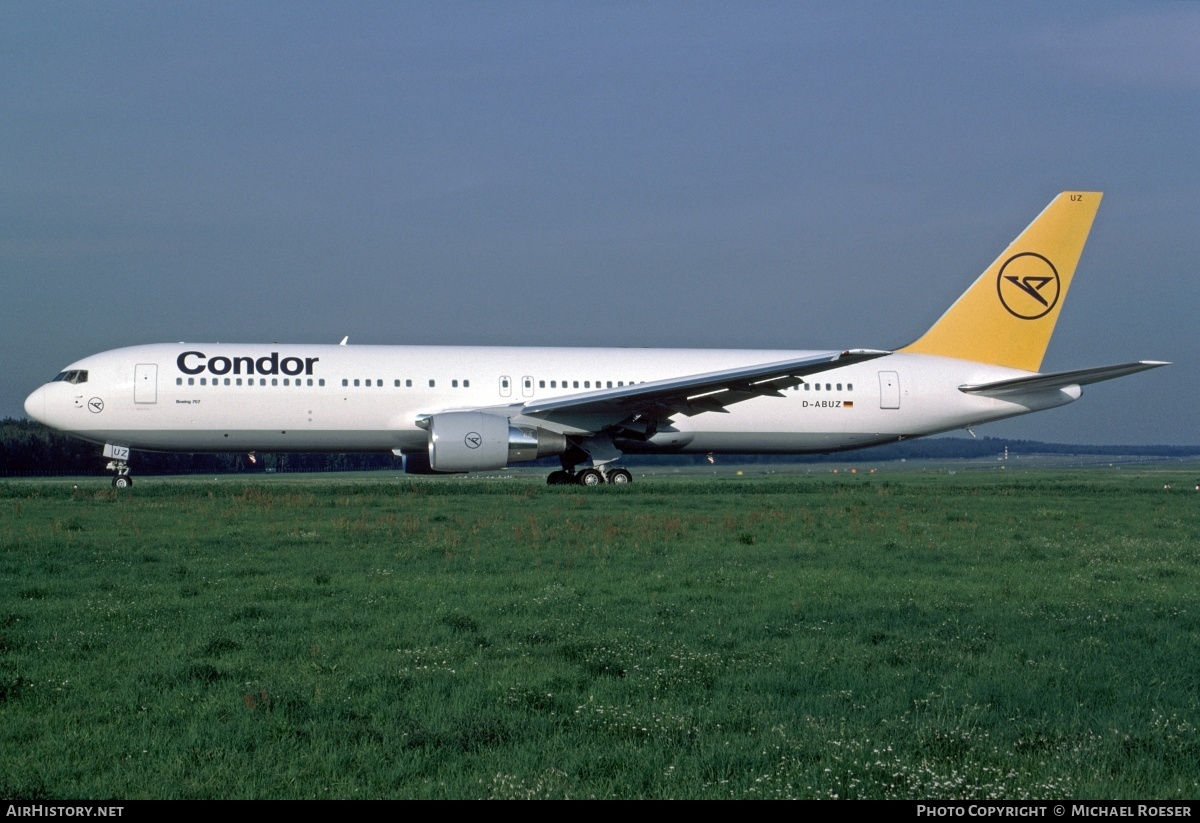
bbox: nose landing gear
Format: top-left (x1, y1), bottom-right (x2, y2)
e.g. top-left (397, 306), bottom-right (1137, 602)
top-left (103, 444), bottom-right (133, 489)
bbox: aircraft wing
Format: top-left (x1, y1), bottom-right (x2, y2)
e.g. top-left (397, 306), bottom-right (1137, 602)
top-left (959, 361), bottom-right (1169, 397)
top-left (518, 349), bottom-right (889, 434)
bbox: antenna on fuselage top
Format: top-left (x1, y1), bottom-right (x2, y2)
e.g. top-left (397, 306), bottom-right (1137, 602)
top-left (339, 336), bottom-right (349, 346)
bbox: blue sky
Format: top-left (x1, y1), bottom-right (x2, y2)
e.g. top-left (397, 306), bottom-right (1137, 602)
top-left (2, 2), bottom-right (1197, 444)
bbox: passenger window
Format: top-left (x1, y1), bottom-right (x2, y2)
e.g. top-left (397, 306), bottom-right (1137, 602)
top-left (429, 380), bottom-right (435, 387)
top-left (539, 380), bottom-right (546, 388)
top-left (319, 379), bottom-right (325, 386)
top-left (342, 379), bottom-right (348, 387)
top-left (271, 378), bottom-right (278, 386)
top-left (405, 379), bottom-right (411, 387)
top-left (848, 383), bottom-right (853, 391)
top-left (464, 379), bottom-right (470, 388)
top-left (176, 377), bottom-right (182, 385)
top-left (353, 379), bottom-right (360, 387)
top-left (452, 379), bottom-right (458, 388)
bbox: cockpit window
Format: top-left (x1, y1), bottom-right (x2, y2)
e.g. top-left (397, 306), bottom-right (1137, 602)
top-left (52, 370), bottom-right (88, 384)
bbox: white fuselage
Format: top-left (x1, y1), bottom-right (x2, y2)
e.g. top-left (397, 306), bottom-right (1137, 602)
top-left (23, 343), bottom-right (1078, 456)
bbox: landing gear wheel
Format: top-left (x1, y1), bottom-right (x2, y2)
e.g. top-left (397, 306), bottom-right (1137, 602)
top-left (112, 475), bottom-right (133, 489)
top-left (547, 470), bottom-right (572, 485)
top-left (608, 468), bottom-right (632, 485)
top-left (577, 469), bottom-right (604, 487)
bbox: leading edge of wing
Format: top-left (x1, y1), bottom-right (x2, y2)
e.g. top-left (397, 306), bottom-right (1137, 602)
top-left (959, 361), bottom-right (1169, 397)
top-left (519, 349), bottom-right (890, 419)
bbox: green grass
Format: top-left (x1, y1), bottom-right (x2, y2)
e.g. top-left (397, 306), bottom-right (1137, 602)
top-left (1, 468), bottom-right (1198, 798)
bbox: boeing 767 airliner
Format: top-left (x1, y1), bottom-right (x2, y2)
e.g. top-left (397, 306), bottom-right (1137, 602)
top-left (24, 192), bottom-right (1166, 487)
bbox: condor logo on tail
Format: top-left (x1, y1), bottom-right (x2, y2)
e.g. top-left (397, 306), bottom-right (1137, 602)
top-left (997, 252), bottom-right (1060, 320)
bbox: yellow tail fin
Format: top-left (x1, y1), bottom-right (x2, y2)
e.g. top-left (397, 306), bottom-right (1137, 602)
top-left (899, 192), bottom-right (1102, 371)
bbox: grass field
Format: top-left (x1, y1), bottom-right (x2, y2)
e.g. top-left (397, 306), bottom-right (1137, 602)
top-left (2, 465), bottom-right (1198, 799)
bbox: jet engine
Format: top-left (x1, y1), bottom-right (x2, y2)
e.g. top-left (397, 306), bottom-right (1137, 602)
top-left (416, 411), bottom-right (566, 472)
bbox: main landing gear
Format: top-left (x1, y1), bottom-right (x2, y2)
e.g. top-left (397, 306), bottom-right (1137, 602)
top-left (546, 467), bottom-right (633, 486)
top-left (547, 437), bottom-right (632, 486)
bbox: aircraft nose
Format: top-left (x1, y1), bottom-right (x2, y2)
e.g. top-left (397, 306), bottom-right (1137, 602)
top-left (24, 385), bottom-right (46, 424)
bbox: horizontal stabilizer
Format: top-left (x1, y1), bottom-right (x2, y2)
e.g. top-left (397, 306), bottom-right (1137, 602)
top-left (959, 361), bottom-right (1169, 397)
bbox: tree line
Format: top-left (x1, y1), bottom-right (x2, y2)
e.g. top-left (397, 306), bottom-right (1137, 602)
top-left (1, 417), bottom-right (1197, 477)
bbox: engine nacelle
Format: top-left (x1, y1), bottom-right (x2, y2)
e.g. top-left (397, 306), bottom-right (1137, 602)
top-left (426, 412), bottom-right (566, 472)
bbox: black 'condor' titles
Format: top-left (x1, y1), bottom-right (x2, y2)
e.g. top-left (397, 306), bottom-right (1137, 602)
top-left (176, 351), bottom-right (319, 377)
